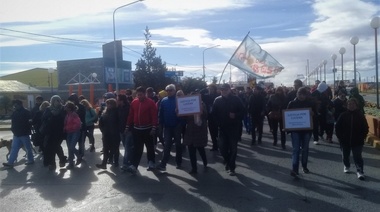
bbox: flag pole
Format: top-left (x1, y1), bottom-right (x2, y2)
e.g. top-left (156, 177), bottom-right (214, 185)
top-left (218, 31), bottom-right (250, 84)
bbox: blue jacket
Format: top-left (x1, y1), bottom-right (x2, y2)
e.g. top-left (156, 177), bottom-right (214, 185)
top-left (159, 96), bottom-right (180, 127)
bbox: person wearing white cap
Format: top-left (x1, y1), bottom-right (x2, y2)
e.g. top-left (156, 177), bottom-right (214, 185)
top-left (311, 82), bottom-right (331, 145)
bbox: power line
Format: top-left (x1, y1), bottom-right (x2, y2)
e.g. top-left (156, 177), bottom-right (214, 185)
top-left (0, 27), bottom-right (202, 71)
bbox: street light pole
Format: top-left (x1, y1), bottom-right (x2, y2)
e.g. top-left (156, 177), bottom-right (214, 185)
top-left (339, 47), bottom-right (346, 81)
top-left (350, 36), bottom-right (359, 87)
top-left (322, 59), bottom-right (327, 82)
top-left (113, 0), bottom-right (143, 93)
top-left (47, 68), bottom-right (54, 94)
top-left (331, 54), bottom-right (337, 92)
top-left (371, 16), bottom-right (380, 108)
top-left (202, 45), bottom-right (220, 81)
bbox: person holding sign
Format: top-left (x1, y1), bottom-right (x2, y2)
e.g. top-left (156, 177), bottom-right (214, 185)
top-left (183, 91), bottom-right (208, 174)
top-left (287, 87), bottom-right (316, 177)
top-left (212, 83), bottom-right (245, 176)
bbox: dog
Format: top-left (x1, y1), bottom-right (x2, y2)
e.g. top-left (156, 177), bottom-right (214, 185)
top-left (0, 138), bottom-right (37, 161)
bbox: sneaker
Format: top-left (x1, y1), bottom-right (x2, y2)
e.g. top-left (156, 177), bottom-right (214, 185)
top-left (2, 163), bottom-right (14, 168)
top-left (126, 165), bottom-right (137, 175)
top-left (357, 172), bottom-right (365, 180)
top-left (313, 141), bottom-right (319, 145)
top-left (229, 170), bottom-right (236, 176)
top-left (25, 161), bottom-right (34, 165)
top-left (344, 166), bottom-right (350, 173)
top-left (319, 136), bottom-right (324, 141)
top-left (302, 167), bottom-right (310, 174)
top-left (225, 164), bottom-right (230, 172)
top-left (96, 163), bottom-right (107, 169)
top-left (59, 156), bottom-right (68, 167)
top-left (121, 165), bottom-right (128, 171)
top-left (48, 164), bottom-right (56, 171)
top-left (156, 164), bottom-right (166, 171)
top-left (75, 157), bottom-right (82, 166)
top-left (290, 170), bottom-right (299, 178)
top-left (147, 161), bottom-right (155, 171)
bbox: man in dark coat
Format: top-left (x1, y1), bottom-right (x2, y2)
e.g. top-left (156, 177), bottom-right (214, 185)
top-left (248, 86), bottom-right (266, 145)
top-left (212, 83), bottom-right (245, 176)
top-left (3, 100), bottom-right (34, 168)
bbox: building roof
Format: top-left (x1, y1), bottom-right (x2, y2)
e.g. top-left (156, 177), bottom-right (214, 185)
top-left (0, 80), bottom-right (41, 93)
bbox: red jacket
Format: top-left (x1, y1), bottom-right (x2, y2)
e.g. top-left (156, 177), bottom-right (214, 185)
top-left (127, 97), bottom-right (158, 130)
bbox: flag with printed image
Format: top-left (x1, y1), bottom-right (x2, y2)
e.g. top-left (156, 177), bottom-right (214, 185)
top-left (228, 34), bottom-right (284, 79)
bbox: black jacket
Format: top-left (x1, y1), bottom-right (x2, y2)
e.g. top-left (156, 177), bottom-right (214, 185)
top-left (99, 108), bottom-right (120, 136)
top-left (41, 107), bottom-right (66, 139)
top-left (248, 93), bottom-right (266, 118)
top-left (118, 104), bottom-right (130, 133)
top-left (11, 107), bottom-right (31, 136)
top-left (335, 109), bottom-right (368, 147)
top-left (212, 94), bottom-right (245, 129)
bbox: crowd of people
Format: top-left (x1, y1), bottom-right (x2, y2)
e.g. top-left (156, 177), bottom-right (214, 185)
top-left (2, 80), bottom-right (369, 180)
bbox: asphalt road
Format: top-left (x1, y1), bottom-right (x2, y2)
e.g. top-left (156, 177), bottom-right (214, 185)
top-left (0, 125), bottom-right (379, 212)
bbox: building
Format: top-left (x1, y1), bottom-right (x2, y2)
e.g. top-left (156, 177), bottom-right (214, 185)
top-left (0, 80), bottom-right (41, 116)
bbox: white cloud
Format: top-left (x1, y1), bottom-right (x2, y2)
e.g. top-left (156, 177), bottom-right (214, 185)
top-left (144, 0), bottom-right (252, 15)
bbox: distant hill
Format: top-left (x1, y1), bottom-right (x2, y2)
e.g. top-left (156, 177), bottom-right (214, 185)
top-left (0, 68), bottom-right (58, 88)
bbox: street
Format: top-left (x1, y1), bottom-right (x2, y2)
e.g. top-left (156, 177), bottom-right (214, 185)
top-left (0, 125), bottom-right (380, 212)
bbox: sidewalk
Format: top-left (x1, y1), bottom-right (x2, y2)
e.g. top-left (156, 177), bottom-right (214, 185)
top-left (0, 122), bottom-right (379, 212)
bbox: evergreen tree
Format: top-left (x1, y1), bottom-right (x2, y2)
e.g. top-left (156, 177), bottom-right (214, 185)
top-left (180, 77), bottom-right (207, 95)
top-left (133, 26), bottom-right (174, 92)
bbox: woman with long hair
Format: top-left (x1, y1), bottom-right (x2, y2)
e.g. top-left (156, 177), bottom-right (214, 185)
top-left (63, 101), bottom-right (82, 169)
top-left (80, 99), bottom-right (97, 152)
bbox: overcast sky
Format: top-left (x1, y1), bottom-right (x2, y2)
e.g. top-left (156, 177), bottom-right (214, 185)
top-left (0, 0), bottom-right (379, 86)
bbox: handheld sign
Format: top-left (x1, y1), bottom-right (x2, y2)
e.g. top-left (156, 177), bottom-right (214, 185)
top-left (283, 108), bottom-right (313, 131)
top-left (176, 95), bottom-right (201, 116)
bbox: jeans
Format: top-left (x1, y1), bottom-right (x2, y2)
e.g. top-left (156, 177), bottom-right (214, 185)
top-left (78, 130), bottom-right (86, 157)
top-left (271, 119), bottom-right (286, 145)
top-left (66, 131), bottom-right (80, 165)
top-left (251, 116), bottom-right (264, 143)
top-left (243, 114), bottom-right (252, 133)
top-left (85, 125), bottom-right (95, 146)
top-left (208, 117), bottom-right (218, 149)
top-left (218, 127), bottom-right (239, 172)
top-left (188, 145), bottom-right (207, 171)
top-left (312, 115), bottom-right (319, 141)
top-left (8, 135), bottom-right (34, 164)
top-left (290, 132), bottom-right (311, 173)
top-left (341, 145), bottom-right (364, 173)
top-left (123, 132), bottom-right (134, 166)
top-left (160, 125), bottom-right (182, 167)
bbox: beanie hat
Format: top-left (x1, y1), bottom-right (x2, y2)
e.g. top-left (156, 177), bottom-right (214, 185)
top-left (158, 90), bottom-right (168, 98)
top-left (317, 82), bottom-right (328, 93)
